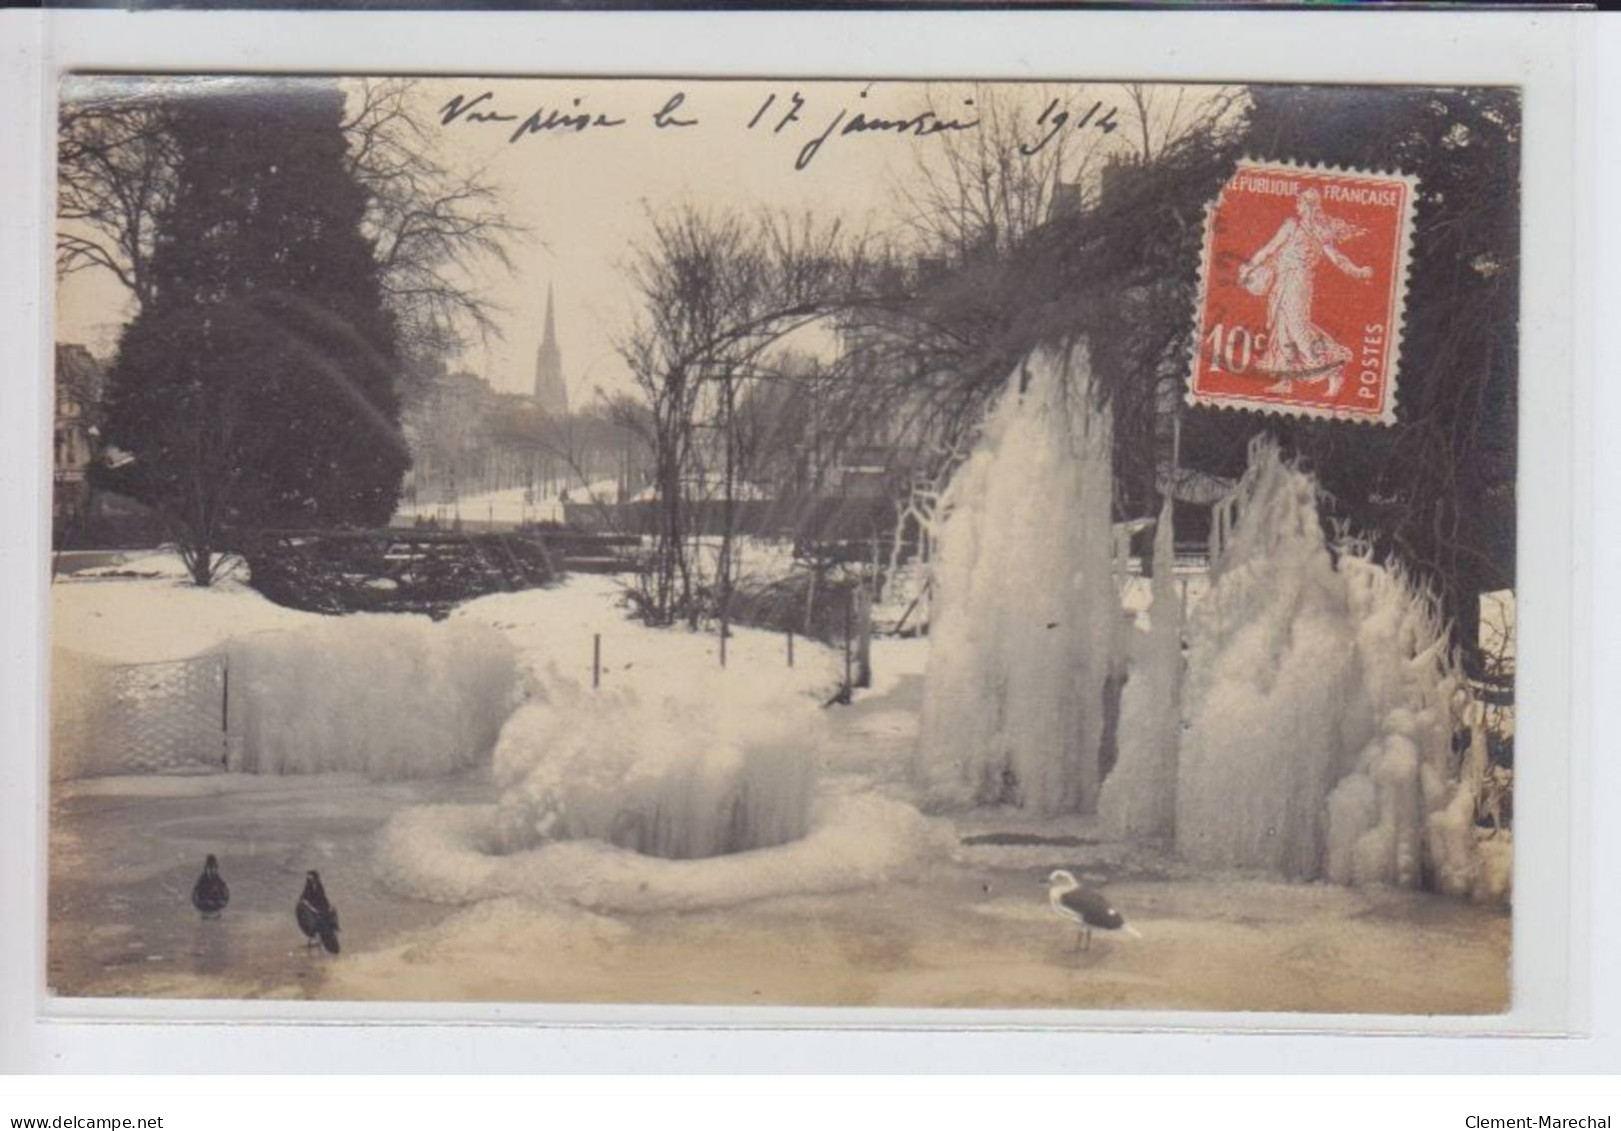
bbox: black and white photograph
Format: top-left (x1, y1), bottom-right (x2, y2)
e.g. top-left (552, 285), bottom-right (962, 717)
top-left (46, 73), bottom-right (1520, 1014)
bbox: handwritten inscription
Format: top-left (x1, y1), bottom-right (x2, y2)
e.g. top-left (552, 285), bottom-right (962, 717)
top-left (438, 87), bottom-right (1123, 171)
top-left (441, 91), bottom-right (626, 142)
top-left (1019, 98), bottom-right (1119, 157)
top-left (744, 87), bottom-right (979, 171)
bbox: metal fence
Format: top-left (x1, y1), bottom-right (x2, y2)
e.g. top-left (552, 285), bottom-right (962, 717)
top-left (102, 654), bottom-right (228, 774)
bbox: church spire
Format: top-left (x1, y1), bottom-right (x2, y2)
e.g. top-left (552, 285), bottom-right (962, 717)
top-left (533, 284), bottom-right (568, 417)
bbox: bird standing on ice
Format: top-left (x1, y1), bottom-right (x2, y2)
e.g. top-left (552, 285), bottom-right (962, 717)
top-left (1045, 869), bottom-right (1138, 953)
top-left (296, 870), bottom-right (341, 955)
top-left (190, 854), bottom-right (229, 918)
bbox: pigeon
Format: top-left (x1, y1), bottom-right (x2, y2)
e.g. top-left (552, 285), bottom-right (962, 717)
top-left (296, 870), bottom-right (341, 955)
top-left (1044, 869), bottom-right (1140, 953)
top-left (190, 854), bottom-right (229, 918)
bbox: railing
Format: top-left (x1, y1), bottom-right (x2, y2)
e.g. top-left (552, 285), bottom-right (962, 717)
top-left (53, 650), bottom-right (228, 779)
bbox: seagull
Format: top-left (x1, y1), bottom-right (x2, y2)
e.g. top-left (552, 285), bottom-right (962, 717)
top-left (1045, 869), bottom-right (1140, 953)
top-left (190, 854), bottom-right (229, 918)
top-left (296, 870), bottom-right (341, 955)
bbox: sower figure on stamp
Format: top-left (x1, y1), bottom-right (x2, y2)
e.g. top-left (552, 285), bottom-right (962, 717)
top-left (1238, 188), bottom-right (1373, 397)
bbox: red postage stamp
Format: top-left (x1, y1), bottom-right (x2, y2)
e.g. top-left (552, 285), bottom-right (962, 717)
top-left (1187, 159), bottom-right (1418, 425)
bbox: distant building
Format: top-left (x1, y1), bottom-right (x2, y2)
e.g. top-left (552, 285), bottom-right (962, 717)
top-left (1048, 182), bottom-right (1085, 221)
top-left (532, 285), bottom-right (570, 418)
top-left (1098, 155), bottom-right (1145, 209)
top-left (400, 356), bottom-right (631, 518)
top-left (54, 343), bottom-right (105, 536)
top-left (407, 369), bottom-right (498, 503)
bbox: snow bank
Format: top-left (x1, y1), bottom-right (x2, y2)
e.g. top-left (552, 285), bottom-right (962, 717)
top-left (52, 569), bottom-right (322, 664)
top-left (491, 673), bottom-right (821, 860)
top-left (916, 340), bottom-right (1122, 814)
top-left (456, 576), bottom-right (847, 857)
top-left (222, 617), bottom-right (519, 779)
top-left (375, 793), bottom-right (950, 913)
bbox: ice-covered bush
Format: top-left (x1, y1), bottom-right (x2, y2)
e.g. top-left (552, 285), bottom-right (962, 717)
top-left (222, 617), bottom-right (519, 778)
top-left (492, 669), bottom-right (822, 860)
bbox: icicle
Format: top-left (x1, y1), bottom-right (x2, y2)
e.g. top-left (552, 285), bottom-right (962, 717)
top-left (1098, 491), bottom-right (1183, 839)
top-left (1175, 442), bottom-right (1355, 878)
top-left (1176, 439), bottom-right (1489, 895)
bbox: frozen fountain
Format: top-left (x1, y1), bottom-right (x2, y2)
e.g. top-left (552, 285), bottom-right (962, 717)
top-left (1175, 439), bottom-right (1490, 893)
top-left (914, 339), bottom-right (1122, 815)
top-left (913, 355), bottom-right (1498, 895)
top-left (492, 676), bottom-right (818, 860)
top-left (1097, 492), bottom-right (1183, 839)
top-left (1173, 443), bottom-right (1363, 876)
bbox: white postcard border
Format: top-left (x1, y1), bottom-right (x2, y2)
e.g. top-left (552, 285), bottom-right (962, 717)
top-left (0, 5), bottom-right (1602, 1073)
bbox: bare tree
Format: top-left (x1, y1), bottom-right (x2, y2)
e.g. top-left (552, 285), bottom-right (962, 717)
top-left (1117, 83), bottom-right (1247, 163)
top-left (57, 77), bottom-right (524, 373)
top-left (896, 83), bottom-right (1107, 261)
top-left (618, 206), bottom-right (869, 626)
top-left (342, 78), bottom-right (527, 366)
top-left (57, 81), bottom-right (178, 311)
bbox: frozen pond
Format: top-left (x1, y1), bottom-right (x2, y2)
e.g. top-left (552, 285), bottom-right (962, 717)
top-left (48, 673), bottom-right (1509, 1014)
top-left (47, 563), bottom-right (1509, 1014)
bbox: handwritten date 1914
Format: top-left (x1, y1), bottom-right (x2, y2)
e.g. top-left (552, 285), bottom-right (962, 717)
top-left (1018, 98), bottom-right (1119, 157)
top-left (436, 87), bottom-right (1121, 170)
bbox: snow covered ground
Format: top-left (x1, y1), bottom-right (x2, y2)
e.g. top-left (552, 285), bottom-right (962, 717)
top-left (48, 734), bottom-right (1509, 1011)
top-left (393, 479), bottom-right (621, 527)
top-left (47, 558), bottom-right (1509, 1012)
top-left (51, 550), bottom-right (311, 663)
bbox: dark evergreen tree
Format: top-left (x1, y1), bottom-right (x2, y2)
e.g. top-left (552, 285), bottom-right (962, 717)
top-left (98, 79), bottom-right (407, 584)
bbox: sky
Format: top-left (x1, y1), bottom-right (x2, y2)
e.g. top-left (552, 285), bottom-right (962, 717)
top-left (55, 77), bottom-right (1214, 406)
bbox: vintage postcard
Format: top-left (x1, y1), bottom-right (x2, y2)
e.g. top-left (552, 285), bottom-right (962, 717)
top-left (48, 75), bottom-right (1517, 1014)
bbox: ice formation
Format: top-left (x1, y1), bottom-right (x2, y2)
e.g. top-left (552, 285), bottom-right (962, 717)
top-left (1176, 440), bottom-right (1490, 894)
top-left (1322, 547), bottom-right (1457, 889)
top-left (375, 793), bottom-right (948, 912)
top-left (915, 339), bottom-right (1122, 815)
top-left (222, 617), bottom-right (519, 779)
top-left (491, 670), bottom-right (822, 860)
top-left (50, 648), bottom-right (119, 780)
top-left (1098, 493), bottom-right (1183, 839)
top-left (1174, 446), bottom-right (1356, 876)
